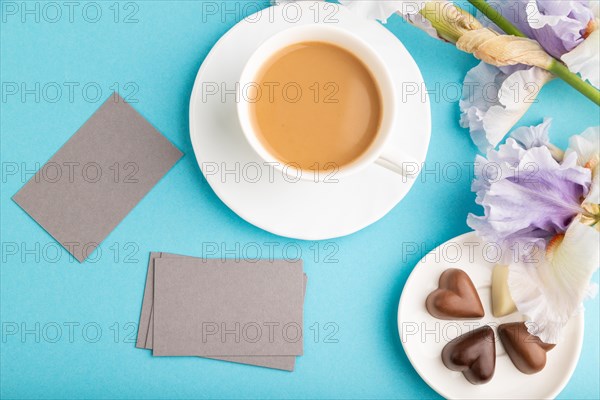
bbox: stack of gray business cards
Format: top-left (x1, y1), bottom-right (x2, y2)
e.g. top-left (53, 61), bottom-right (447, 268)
top-left (136, 253), bottom-right (307, 371)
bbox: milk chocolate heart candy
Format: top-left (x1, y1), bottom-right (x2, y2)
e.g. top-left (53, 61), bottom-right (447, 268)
top-left (426, 268), bottom-right (484, 319)
top-left (442, 326), bottom-right (496, 385)
top-left (498, 322), bottom-right (555, 374)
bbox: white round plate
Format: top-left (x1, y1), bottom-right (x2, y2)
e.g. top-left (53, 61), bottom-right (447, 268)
top-left (398, 232), bottom-right (584, 399)
top-left (189, 1), bottom-right (430, 240)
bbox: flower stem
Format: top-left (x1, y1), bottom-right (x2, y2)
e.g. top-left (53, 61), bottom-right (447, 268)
top-left (548, 60), bottom-right (600, 106)
top-left (468, 0), bottom-right (600, 107)
top-left (467, 0), bottom-right (526, 37)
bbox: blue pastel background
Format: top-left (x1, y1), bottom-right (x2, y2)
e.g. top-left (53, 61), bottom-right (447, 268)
top-left (1, 1), bottom-right (598, 398)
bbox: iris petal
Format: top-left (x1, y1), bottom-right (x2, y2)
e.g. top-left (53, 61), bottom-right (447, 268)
top-left (508, 218), bottom-right (599, 343)
top-left (459, 62), bottom-right (552, 152)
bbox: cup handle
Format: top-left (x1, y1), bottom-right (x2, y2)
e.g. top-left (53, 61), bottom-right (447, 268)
top-left (374, 149), bottom-right (420, 179)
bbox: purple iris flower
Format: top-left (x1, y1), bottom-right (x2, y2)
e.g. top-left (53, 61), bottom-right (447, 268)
top-left (487, 0), bottom-right (595, 58)
top-left (467, 120), bottom-right (592, 260)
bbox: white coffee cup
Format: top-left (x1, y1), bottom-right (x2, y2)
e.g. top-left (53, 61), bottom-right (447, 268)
top-left (237, 24), bottom-right (413, 181)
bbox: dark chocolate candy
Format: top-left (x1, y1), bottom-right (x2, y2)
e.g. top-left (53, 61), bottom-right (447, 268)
top-left (498, 322), bottom-right (555, 374)
top-left (426, 268), bottom-right (484, 319)
top-left (442, 326), bottom-right (496, 385)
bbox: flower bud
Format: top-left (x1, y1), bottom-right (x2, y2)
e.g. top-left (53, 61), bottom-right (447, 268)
top-left (456, 29), bottom-right (554, 70)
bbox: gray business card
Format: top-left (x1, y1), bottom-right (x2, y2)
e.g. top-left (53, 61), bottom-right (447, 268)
top-left (152, 257), bottom-right (304, 357)
top-left (13, 94), bottom-right (183, 262)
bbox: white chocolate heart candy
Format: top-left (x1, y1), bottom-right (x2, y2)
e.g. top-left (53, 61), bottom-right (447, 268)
top-left (491, 264), bottom-right (517, 317)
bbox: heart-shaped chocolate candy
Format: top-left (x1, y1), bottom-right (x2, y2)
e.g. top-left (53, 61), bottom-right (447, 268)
top-left (498, 322), bottom-right (555, 374)
top-left (442, 326), bottom-right (496, 385)
top-left (426, 268), bottom-right (484, 319)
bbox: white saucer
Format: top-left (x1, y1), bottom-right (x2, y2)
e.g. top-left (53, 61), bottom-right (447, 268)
top-left (189, 1), bottom-right (430, 240)
top-left (398, 232), bottom-right (584, 399)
